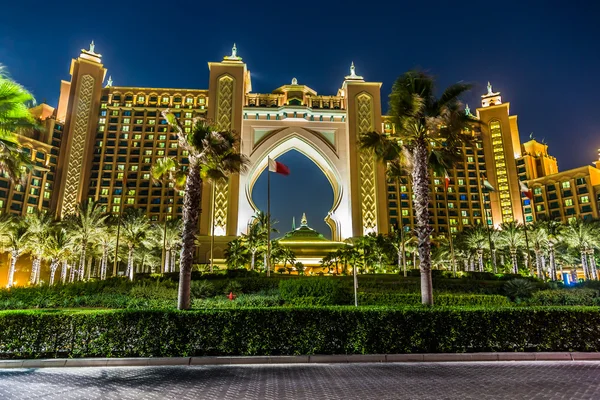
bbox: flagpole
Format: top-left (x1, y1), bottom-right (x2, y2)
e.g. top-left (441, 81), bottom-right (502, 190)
top-left (266, 159), bottom-right (271, 278)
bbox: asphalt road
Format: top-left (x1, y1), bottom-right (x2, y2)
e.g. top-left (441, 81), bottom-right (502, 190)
top-left (0, 361), bottom-right (598, 399)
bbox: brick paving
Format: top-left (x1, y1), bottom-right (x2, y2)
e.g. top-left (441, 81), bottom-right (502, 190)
top-left (0, 361), bottom-right (599, 399)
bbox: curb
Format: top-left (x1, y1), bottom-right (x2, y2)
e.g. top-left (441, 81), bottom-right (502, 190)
top-left (0, 353), bottom-right (599, 369)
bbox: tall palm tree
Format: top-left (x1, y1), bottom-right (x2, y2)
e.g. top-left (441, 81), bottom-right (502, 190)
top-left (0, 66), bottom-right (36, 182)
top-left (528, 222), bottom-right (549, 280)
top-left (94, 224), bottom-right (116, 280)
top-left (461, 226), bottom-right (489, 272)
top-left (151, 156), bottom-right (185, 273)
top-left (0, 217), bottom-right (29, 287)
top-left (544, 220), bottom-right (564, 281)
top-left (120, 208), bottom-right (151, 281)
top-left (163, 114), bottom-right (249, 310)
top-left (24, 210), bottom-right (54, 285)
top-left (152, 219), bottom-right (182, 273)
top-left (360, 71), bottom-right (475, 304)
top-left (563, 218), bottom-right (599, 280)
top-left (64, 201), bottom-right (107, 281)
top-left (225, 237), bottom-right (249, 269)
top-left (496, 222), bottom-right (526, 274)
top-left (43, 227), bottom-right (71, 285)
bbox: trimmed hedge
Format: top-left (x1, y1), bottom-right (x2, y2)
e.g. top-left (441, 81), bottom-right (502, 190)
top-left (1, 307), bottom-right (600, 359)
top-left (528, 289), bottom-right (600, 306)
top-left (357, 293), bottom-right (510, 307)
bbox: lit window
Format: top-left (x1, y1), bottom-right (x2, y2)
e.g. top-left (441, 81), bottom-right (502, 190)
top-left (184, 127), bottom-right (191, 133)
top-left (123, 118), bottom-right (131, 124)
top-left (185, 120), bottom-right (192, 125)
top-left (117, 164), bottom-right (125, 171)
top-left (113, 197), bottom-right (121, 204)
top-left (402, 209), bottom-right (409, 216)
top-left (461, 210), bottom-right (468, 217)
top-left (117, 173), bottom-right (124, 179)
top-left (147, 134), bottom-right (154, 140)
top-left (112, 205), bottom-right (120, 213)
top-left (162, 96), bottom-right (169, 103)
top-left (448, 202), bottom-right (454, 209)
top-left (143, 173), bottom-right (150, 180)
top-left (135, 119), bottom-right (143, 124)
top-left (185, 112), bottom-right (192, 118)
top-left (127, 198), bottom-right (135, 204)
top-left (144, 157), bottom-right (151, 163)
top-left (144, 150), bottom-right (152, 155)
top-left (148, 120), bottom-right (156, 125)
top-left (43, 191), bottom-right (50, 199)
top-left (581, 196), bottom-right (590, 203)
top-left (450, 219), bottom-right (457, 225)
top-left (562, 181), bottom-right (571, 189)
top-left (122, 126), bottom-right (130, 132)
top-left (27, 206), bottom-right (35, 214)
top-left (534, 187), bottom-right (542, 195)
top-left (564, 199), bottom-right (573, 206)
top-left (101, 188), bottom-right (109, 195)
top-left (186, 97), bottom-right (193, 104)
top-left (467, 156), bottom-right (474, 163)
top-left (137, 96), bottom-right (145, 103)
top-left (434, 179), bottom-right (440, 185)
top-left (462, 218), bottom-right (469, 225)
top-left (198, 97), bottom-right (205, 104)
top-left (134, 134), bottom-right (142, 140)
top-left (99, 118), bottom-right (106, 124)
top-left (458, 179), bottom-right (464, 185)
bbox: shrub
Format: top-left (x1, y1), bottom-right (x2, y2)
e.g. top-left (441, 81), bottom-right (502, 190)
top-left (357, 293), bottom-right (510, 307)
top-left (224, 280), bottom-right (243, 295)
top-left (190, 281), bottom-right (216, 300)
top-left (1, 307), bottom-right (600, 359)
top-left (129, 281), bottom-right (177, 300)
top-left (503, 279), bottom-right (537, 300)
top-left (528, 289), bottom-right (600, 306)
top-left (279, 278), bottom-right (350, 305)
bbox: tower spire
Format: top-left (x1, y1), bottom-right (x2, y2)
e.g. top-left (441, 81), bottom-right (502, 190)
top-left (224, 43), bottom-right (242, 61)
top-left (301, 213), bottom-right (307, 226)
top-left (106, 75), bottom-right (113, 88)
top-left (292, 216), bottom-right (296, 230)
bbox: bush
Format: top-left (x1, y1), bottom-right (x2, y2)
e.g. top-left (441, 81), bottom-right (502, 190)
top-left (279, 278), bottom-right (350, 305)
top-left (190, 281), bottom-right (216, 299)
top-left (503, 279), bottom-right (537, 300)
top-left (357, 293), bottom-right (510, 307)
top-left (528, 289), bottom-right (600, 306)
top-left (1, 307), bottom-right (600, 359)
top-left (224, 280), bottom-right (243, 295)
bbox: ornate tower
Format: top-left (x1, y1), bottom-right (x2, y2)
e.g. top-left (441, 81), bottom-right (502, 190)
top-left (476, 82), bottom-right (524, 225)
top-left (200, 45), bottom-right (249, 244)
top-left (55, 42), bottom-right (107, 217)
top-left (343, 64), bottom-right (388, 236)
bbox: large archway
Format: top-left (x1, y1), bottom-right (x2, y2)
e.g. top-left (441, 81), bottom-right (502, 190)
top-left (251, 150), bottom-right (334, 238)
top-left (237, 127), bottom-right (353, 241)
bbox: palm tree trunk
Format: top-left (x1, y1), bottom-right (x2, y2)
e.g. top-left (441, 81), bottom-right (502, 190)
top-left (511, 249), bottom-right (518, 274)
top-left (251, 251), bottom-right (256, 271)
top-left (588, 251), bottom-right (597, 280)
top-left (536, 252), bottom-right (543, 281)
top-left (127, 247), bottom-right (134, 281)
top-left (61, 260), bottom-right (68, 284)
top-left (178, 158), bottom-right (202, 310)
top-left (78, 244), bottom-right (86, 281)
top-left (49, 261), bottom-right (58, 286)
top-left (7, 251), bottom-right (18, 288)
top-left (492, 249), bottom-right (497, 274)
top-left (87, 255), bottom-right (93, 280)
top-left (171, 250), bottom-right (176, 272)
top-left (477, 250), bottom-right (484, 272)
top-left (101, 246), bottom-right (108, 280)
top-left (549, 245), bottom-right (557, 281)
top-left (69, 261), bottom-right (75, 282)
top-left (581, 248), bottom-right (590, 280)
top-left (30, 257), bottom-right (39, 285)
top-left (412, 140), bottom-right (433, 305)
top-left (463, 258), bottom-right (468, 272)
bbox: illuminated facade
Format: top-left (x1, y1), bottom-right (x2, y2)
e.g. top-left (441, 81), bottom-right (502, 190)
top-left (2, 42), bottom-right (600, 263)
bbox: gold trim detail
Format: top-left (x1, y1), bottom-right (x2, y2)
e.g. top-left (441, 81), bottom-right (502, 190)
top-left (356, 93), bottom-right (377, 234)
top-left (213, 75), bottom-right (235, 234)
top-left (61, 74), bottom-right (94, 216)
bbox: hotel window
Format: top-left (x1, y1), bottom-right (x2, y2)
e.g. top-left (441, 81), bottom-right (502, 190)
top-left (111, 110), bottom-right (119, 116)
top-left (144, 150), bottom-right (152, 155)
top-left (148, 119), bottom-right (156, 125)
top-left (461, 210), bottom-right (468, 217)
top-left (113, 197), bottom-right (121, 204)
top-left (26, 206), bottom-right (35, 214)
top-left (449, 219), bottom-right (457, 225)
top-left (170, 143), bottom-right (177, 148)
top-left (112, 205), bottom-right (120, 213)
top-left (122, 126), bottom-right (130, 132)
top-left (185, 112), bottom-right (192, 118)
top-left (43, 191), bottom-right (50, 199)
top-left (562, 181), bottom-right (571, 189)
top-left (448, 202), bottom-right (454, 208)
top-left (161, 96), bottom-right (169, 103)
top-left (564, 199), bottom-right (573, 206)
top-left (157, 150), bottom-right (165, 156)
top-left (130, 165), bottom-right (138, 171)
top-left (143, 173), bottom-right (150, 180)
top-left (137, 95), bottom-right (145, 103)
top-left (434, 179), bottom-right (440, 185)
top-left (534, 187), bottom-right (542, 195)
top-left (462, 218), bottom-right (469, 225)
top-left (127, 198), bottom-right (135, 205)
top-left (123, 118), bottom-right (131, 124)
top-left (184, 120), bottom-right (192, 125)
top-left (402, 209), bottom-right (409, 216)
top-left (186, 97), bottom-right (193, 104)
top-left (135, 119), bottom-right (143, 125)
top-left (147, 134), bottom-right (154, 140)
top-left (580, 196), bottom-right (590, 203)
top-left (144, 157), bottom-right (151, 163)
top-left (198, 97), bottom-right (206, 105)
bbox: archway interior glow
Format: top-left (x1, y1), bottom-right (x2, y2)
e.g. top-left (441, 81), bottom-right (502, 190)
top-left (252, 150), bottom-right (334, 239)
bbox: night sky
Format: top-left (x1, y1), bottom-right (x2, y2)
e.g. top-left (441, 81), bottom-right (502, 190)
top-left (1, 0), bottom-right (599, 238)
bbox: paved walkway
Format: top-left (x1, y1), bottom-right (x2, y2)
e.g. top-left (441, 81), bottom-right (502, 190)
top-left (0, 361), bottom-right (598, 399)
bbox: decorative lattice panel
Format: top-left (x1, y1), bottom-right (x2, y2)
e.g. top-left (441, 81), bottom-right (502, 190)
top-left (356, 93), bottom-right (377, 235)
top-left (213, 75), bottom-right (234, 235)
top-left (61, 75), bottom-right (94, 216)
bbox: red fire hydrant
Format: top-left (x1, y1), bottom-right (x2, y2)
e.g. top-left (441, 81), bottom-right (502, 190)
top-left (228, 292), bottom-right (236, 301)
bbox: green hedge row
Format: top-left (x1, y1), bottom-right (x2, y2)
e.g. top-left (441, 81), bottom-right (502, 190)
top-left (357, 293), bottom-right (511, 307)
top-left (1, 307), bottom-right (599, 359)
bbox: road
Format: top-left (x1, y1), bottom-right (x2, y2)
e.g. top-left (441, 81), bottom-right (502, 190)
top-left (0, 361), bottom-right (598, 399)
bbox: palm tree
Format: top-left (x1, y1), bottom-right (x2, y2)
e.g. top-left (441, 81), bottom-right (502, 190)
top-left (496, 222), bottom-right (526, 274)
top-left (280, 246), bottom-right (297, 273)
top-left (360, 71), bottom-right (475, 304)
top-left (461, 226), bottom-right (489, 272)
top-left (24, 210), bottom-right (54, 285)
top-left (544, 220), bottom-right (564, 281)
top-left (225, 237), bottom-right (249, 269)
top-left (43, 227), bottom-right (71, 285)
top-left (563, 219), bottom-right (599, 280)
top-left (528, 222), bottom-right (549, 280)
top-left (241, 211), bottom-right (277, 274)
top-left (94, 224), bottom-right (116, 280)
top-left (120, 208), bottom-right (151, 281)
top-left (0, 217), bottom-right (29, 287)
top-left (151, 156), bottom-right (185, 273)
top-left (64, 201), bottom-right (107, 281)
top-left (163, 114), bottom-right (249, 310)
top-left (0, 66), bottom-right (36, 182)
top-left (152, 219), bottom-right (182, 273)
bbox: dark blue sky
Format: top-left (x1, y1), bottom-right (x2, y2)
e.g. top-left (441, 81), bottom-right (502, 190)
top-left (1, 0), bottom-right (599, 238)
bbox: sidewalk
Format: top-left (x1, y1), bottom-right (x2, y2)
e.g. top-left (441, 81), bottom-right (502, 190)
top-left (1, 352), bottom-right (599, 368)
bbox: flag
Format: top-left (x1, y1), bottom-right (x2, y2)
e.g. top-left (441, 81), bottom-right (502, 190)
top-left (268, 157), bottom-right (290, 175)
top-left (444, 172), bottom-right (450, 191)
top-left (519, 181), bottom-right (533, 200)
top-left (480, 173), bottom-right (496, 192)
